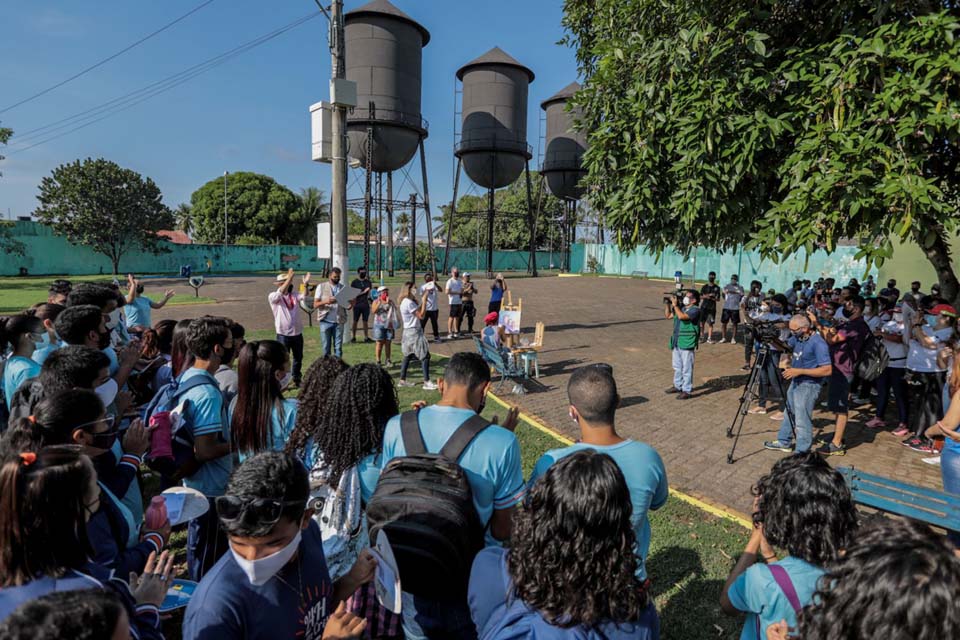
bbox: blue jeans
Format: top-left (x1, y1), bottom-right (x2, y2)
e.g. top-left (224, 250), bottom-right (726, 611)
top-left (400, 592), bottom-right (477, 640)
top-left (320, 320), bottom-right (343, 358)
top-left (671, 348), bottom-right (695, 393)
top-left (777, 380), bottom-right (820, 452)
top-left (942, 447), bottom-right (960, 546)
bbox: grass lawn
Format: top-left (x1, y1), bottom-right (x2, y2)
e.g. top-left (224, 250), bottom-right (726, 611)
top-left (0, 274), bottom-right (215, 312)
top-left (156, 331), bottom-right (748, 638)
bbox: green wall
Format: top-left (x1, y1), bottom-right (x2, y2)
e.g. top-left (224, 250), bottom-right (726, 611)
top-left (1, 222), bottom-right (551, 276)
top-left (877, 236), bottom-right (960, 290)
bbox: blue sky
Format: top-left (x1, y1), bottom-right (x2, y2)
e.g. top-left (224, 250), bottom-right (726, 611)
top-left (0, 1), bottom-right (577, 236)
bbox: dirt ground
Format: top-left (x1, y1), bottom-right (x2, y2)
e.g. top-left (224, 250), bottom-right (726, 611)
top-left (152, 272), bottom-right (944, 516)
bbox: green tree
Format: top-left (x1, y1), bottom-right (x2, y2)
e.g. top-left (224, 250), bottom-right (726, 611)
top-left (190, 172), bottom-right (304, 245)
top-left (34, 158), bottom-right (173, 274)
top-left (437, 173), bottom-right (567, 251)
top-left (174, 203), bottom-right (193, 236)
top-left (0, 124), bottom-right (23, 255)
top-left (0, 122), bottom-right (11, 177)
top-left (563, 1), bottom-right (960, 302)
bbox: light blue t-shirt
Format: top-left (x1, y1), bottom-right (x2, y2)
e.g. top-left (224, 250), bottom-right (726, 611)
top-left (529, 440), bottom-right (668, 580)
top-left (380, 406), bottom-right (526, 541)
top-left (179, 368), bottom-right (232, 497)
top-left (104, 346), bottom-right (119, 376)
top-left (124, 297), bottom-right (153, 329)
top-left (727, 556), bottom-right (825, 640)
top-left (236, 398), bottom-right (299, 463)
top-left (3, 356), bottom-right (41, 409)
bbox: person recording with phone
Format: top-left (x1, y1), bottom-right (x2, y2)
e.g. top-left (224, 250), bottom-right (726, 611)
top-left (665, 290), bottom-right (701, 400)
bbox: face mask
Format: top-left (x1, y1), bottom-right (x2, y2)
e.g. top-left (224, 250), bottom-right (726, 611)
top-left (98, 330), bottom-right (111, 350)
top-left (792, 330), bottom-right (808, 340)
top-left (220, 346), bottom-right (234, 364)
top-left (106, 310), bottom-right (122, 330)
top-left (379, 292), bottom-right (389, 302)
top-left (90, 429), bottom-right (118, 452)
top-left (95, 378), bottom-right (119, 407)
top-left (231, 530), bottom-right (301, 586)
top-left (278, 371), bottom-right (293, 390)
top-left (926, 314), bottom-right (938, 329)
top-left (760, 304), bottom-right (770, 314)
top-left (709, 277), bottom-right (715, 282)
top-left (682, 296), bottom-right (691, 306)
top-left (32, 333), bottom-right (47, 351)
top-left (888, 282), bottom-right (896, 289)
top-left (842, 308), bottom-right (854, 319)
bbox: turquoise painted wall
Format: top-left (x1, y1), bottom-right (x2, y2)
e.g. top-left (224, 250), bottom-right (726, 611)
top-left (571, 243), bottom-right (877, 293)
top-left (1, 222), bottom-right (550, 276)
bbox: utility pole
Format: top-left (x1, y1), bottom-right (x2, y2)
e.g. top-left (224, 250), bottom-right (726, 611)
top-left (329, 0), bottom-right (349, 276)
top-left (223, 171), bottom-right (228, 246)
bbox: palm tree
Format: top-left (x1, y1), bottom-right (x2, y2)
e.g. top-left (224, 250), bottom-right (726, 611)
top-left (175, 203), bottom-right (193, 236)
top-left (395, 211), bottom-right (411, 241)
top-left (299, 187), bottom-right (327, 223)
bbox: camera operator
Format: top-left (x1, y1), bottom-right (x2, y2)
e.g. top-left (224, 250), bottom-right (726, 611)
top-left (763, 315), bottom-right (832, 454)
top-left (665, 289), bottom-right (701, 400)
top-left (745, 296), bottom-right (791, 416)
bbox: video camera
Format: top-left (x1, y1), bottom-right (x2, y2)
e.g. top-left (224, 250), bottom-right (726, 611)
top-left (748, 319), bottom-right (785, 343)
top-left (663, 290), bottom-right (685, 306)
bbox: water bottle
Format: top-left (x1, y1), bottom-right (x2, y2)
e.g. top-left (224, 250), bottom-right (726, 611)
top-left (145, 496), bottom-right (168, 530)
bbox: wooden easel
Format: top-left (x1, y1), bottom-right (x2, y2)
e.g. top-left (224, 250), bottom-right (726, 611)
top-left (501, 292), bottom-right (521, 349)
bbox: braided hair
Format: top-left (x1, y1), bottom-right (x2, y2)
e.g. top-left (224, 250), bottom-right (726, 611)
top-left (312, 363), bottom-right (399, 487)
top-left (284, 356), bottom-right (349, 457)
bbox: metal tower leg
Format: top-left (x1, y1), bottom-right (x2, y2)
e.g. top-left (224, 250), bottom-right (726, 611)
top-left (442, 157), bottom-right (462, 276)
top-left (524, 159), bottom-right (537, 277)
top-left (409, 194), bottom-right (417, 281)
top-left (386, 172), bottom-right (394, 277)
top-left (418, 139), bottom-right (437, 275)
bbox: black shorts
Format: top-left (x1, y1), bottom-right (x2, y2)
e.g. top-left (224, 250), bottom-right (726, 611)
top-left (721, 309), bottom-right (741, 324)
top-left (828, 369), bottom-right (852, 415)
top-left (700, 304), bottom-right (717, 325)
top-left (449, 304), bottom-right (463, 319)
top-left (353, 306), bottom-right (370, 322)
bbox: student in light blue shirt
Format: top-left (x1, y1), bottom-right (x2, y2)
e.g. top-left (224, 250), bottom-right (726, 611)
top-left (529, 364), bottom-right (668, 582)
top-left (178, 317), bottom-right (234, 582)
top-left (1, 315), bottom-right (45, 409)
top-left (230, 339), bottom-right (297, 463)
top-left (377, 352), bottom-right (525, 640)
top-left (123, 275), bottom-right (175, 330)
top-left (721, 452), bottom-right (857, 640)
top-left (29, 303), bottom-right (64, 366)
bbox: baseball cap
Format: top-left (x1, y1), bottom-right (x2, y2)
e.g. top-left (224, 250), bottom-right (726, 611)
top-left (377, 285), bottom-right (389, 293)
top-left (931, 303), bottom-right (957, 318)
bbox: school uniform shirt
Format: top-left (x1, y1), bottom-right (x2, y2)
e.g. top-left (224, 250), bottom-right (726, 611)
top-left (2, 356), bottom-right (40, 409)
top-left (268, 290), bottom-right (305, 337)
top-left (528, 440), bottom-right (668, 581)
top-left (179, 368), bottom-right (233, 497)
top-left (304, 447), bottom-right (381, 504)
top-left (87, 485), bottom-right (161, 578)
top-left (124, 297), bottom-right (153, 329)
top-left (379, 405), bottom-right (526, 543)
top-left (0, 563), bottom-right (162, 640)
top-left (215, 365), bottom-right (239, 406)
top-left (236, 398), bottom-right (298, 463)
top-left (31, 335), bottom-right (60, 366)
top-left (469, 547), bottom-right (660, 640)
top-left (183, 521), bottom-right (335, 640)
top-left (727, 556), bottom-right (825, 640)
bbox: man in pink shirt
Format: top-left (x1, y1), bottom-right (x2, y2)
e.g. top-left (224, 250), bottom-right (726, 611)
top-left (268, 269), bottom-right (310, 387)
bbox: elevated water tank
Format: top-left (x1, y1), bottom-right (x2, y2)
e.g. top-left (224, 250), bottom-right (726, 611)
top-left (541, 82), bottom-right (586, 200)
top-left (455, 47), bottom-right (534, 189)
top-left (345, 0), bottom-right (430, 173)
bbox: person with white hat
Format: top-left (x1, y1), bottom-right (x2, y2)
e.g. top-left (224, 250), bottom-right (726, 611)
top-left (268, 269), bottom-right (310, 387)
top-left (371, 285), bottom-right (399, 368)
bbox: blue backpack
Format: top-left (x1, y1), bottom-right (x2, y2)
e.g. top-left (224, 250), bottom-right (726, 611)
top-left (142, 374), bottom-right (225, 472)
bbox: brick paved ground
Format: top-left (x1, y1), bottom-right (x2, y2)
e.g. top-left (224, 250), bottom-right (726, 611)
top-left (152, 272), bottom-right (944, 517)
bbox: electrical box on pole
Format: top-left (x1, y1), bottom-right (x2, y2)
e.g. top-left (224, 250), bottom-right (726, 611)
top-left (310, 101), bottom-right (333, 163)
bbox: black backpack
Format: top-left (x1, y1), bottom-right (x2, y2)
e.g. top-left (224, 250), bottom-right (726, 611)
top-left (856, 333), bottom-right (890, 382)
top-left (366, 410), bottom-right (490, 601)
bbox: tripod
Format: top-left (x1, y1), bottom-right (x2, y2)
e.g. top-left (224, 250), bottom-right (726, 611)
top-left (726, 338), bottom-right (797, 463)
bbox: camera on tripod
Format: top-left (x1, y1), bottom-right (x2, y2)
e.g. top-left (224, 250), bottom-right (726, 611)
top-left (747, 320), bottom-right (784, 344)
top-left (663, 291), bottom-right (685, 306)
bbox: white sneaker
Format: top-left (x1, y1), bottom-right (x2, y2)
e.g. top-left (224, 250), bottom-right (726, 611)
top-left (718, 338), bottom-right (727, 344)
top-left (397, 380), bottom-right (415, 388)
top-left (422, 381), bottom-right (438, 391)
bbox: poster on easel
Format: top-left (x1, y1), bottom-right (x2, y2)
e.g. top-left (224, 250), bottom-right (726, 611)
top-left (498, 310), bottom-right (521, 335)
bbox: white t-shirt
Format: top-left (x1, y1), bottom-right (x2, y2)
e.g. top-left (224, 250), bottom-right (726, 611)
top-left (722, 284), bottom-right (744, 310)
top-left (906, 325), bottom-right (954, 372)
top-left (446, 278), bottom-right (463, 305)
top-left (880, 318), bottom-right (908, 367)
top-left (420, 283), bottom-right (438, 311)
top-left (400, 298), bottom-right (420, 330)
top-left (864, 314), bottom-right (882, 332)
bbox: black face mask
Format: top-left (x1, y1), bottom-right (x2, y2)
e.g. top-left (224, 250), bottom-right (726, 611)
top-left (89, 429), bottom-right (118, 451)
top-left (842, 308), bottom-right (854, 319)
top-left (98, 330), bottom-right (111, 350)
top-left (888, 282), bottom-right (896, 288)
top-left (220, 346), bottom-right (234, 364)
top-left (709, 277), bottom-right (715, 282)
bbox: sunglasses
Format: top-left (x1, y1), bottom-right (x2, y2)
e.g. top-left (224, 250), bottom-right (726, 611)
top-left (216, 496), bottom-right (305, 526)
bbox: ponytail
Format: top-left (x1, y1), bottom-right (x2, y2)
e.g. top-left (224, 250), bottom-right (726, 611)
top-left (0, 314), bottom-right (43, 353)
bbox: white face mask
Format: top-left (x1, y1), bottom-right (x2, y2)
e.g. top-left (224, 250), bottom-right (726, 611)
top-left (682, 296), bottom-right (692, 306)
top-left (231, 530), bottom-right (301, 586)
top-left (106, 309), bottom-right (122, 331)
top-left (278, 371), bottom-right (293, 390)
top-left (95, 378), bottom-right (118, 407)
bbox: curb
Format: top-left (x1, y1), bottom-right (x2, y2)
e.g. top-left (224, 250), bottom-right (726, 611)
top-left (486, 390), bottom-right (753, 531)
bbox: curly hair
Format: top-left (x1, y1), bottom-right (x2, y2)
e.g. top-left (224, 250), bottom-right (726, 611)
top-left (751, 451), bottom-right (857, 567)
top-left (311, 363), bottom-right (399, 486)
top-left (284, 356), bottom-right (349, 457)
top-left (508, 450), bottom-right (647, 628)
top-left (797, 517), bottom-right (960, 640)
top-left (0, 589), bottom-right (125, 640)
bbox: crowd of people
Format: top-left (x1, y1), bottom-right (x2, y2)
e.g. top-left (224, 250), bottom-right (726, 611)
top-left (0, 271), bottom-right (959, 639)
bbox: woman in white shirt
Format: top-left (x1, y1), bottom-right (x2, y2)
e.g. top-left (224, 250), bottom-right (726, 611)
top-left (901, 303), bottom-right (957, 452)
top-left (398, 282), bottom-right (437, 391)
top-left (867, 303), bottom-right (909, 431)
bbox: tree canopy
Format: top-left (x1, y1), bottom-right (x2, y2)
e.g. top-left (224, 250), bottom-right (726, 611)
top-left (437, 172), bottom-right (569, 252)
top-left (34, 158), bottom-right (173, 274)
top-left (190, 172), bottom-right (314, 245)
top-left (563, 0), bottom-right (960, 300)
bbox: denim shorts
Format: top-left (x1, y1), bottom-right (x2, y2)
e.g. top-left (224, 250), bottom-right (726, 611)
top-left (827, 369), bottom-right (852, 414)
top-left (373, 326), bottom-right (394, 342)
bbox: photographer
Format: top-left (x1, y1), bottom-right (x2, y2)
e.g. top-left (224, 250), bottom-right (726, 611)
top-left (665, 290), bottom-right (701, 400)
top-left (739, 281), bottom-right (765, 371)
top-left (763, 315), bottom-right (831, 453)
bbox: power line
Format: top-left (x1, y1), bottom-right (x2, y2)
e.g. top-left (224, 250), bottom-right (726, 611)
top-left (8, 12), bottom-right (321, 155)
top-left (0, 0), bottom-right (216, 114)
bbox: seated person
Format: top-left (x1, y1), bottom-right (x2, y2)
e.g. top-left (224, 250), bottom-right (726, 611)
top-left (470, 450), bottom-right (660, 639)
